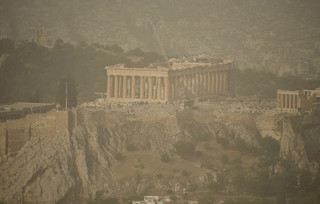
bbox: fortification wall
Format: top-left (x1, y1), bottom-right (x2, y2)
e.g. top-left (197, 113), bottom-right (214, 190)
top-left (0, 124), bottom-right (7, 155)
top-left (0, 109), bottom-right (69, 156)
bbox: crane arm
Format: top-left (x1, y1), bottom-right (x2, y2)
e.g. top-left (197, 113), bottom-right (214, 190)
top-left (150, 21), bottom-right (171, 69)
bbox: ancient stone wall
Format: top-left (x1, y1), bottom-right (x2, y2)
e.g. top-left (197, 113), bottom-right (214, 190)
top-left (0, 124), bottom-right (7, 155)
top-left (0, 110), bottom-right (69, 156)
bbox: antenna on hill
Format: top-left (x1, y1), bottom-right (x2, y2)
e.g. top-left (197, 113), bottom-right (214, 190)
top-left (149, 21), bottom-right (171, 70)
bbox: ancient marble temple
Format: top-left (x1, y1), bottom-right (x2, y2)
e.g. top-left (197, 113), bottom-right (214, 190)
top-left (105, 58), bottom-right (233, 103)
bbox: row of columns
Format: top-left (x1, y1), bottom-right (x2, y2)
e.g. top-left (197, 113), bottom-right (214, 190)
top-left (107, 75), bottom-right (169, 101)
top-left (107, 70), bottom-right (229, 102)
top-left (170, 70), bottom-right (228, 100)
top-left (277, 93), bottom-right (298, 109)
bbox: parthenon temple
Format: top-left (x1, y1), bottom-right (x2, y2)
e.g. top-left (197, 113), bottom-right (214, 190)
top-left (105, 58), bottom-right (233, 103)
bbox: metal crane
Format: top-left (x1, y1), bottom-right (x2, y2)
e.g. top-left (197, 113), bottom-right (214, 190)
top-left (150, 21), bottom-right (171, 70)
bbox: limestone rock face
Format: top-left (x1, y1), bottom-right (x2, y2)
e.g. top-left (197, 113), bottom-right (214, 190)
top-left (0, 121), bottom-right (126, 203)
top-left (280, 117), bottom-right (309, 168)
top-left (0, 109), bottom-right (319, 203)
top-left (0, 131), bottom-right (75, 203)
top-left (0, 111), bottom-right (183, 203)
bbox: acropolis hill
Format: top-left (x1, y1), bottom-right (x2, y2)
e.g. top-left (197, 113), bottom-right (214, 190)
top-left (1, 98), bottom-right (320, 203)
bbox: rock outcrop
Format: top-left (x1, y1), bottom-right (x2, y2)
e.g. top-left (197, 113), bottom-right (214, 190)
top-left (1, 109), bottom-right (319, 203)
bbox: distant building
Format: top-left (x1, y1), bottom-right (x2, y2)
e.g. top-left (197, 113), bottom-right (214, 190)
top-left (132, 195), bottom-right (170, 204)
top-left (34, 25), bottom-right (53, 47)
top-left (277, 88), bottom-right (320, 112)
top-left (0, 102), bottom-right (55, 122)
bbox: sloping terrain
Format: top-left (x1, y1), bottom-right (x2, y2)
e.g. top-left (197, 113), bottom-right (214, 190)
top-left (0, 107), bottom-right (319, 203)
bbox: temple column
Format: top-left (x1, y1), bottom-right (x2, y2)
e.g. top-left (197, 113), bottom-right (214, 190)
top-left (224, 71), bottom-right (228, 94)
top-left (131, 76), bottom-right (135, 99)
top-left (208, 72), bottom-right (212, 94)
top-left (119, 76), bottom-right (122, 98)
top-left (171, 76), bottom-right (175, 100)
top-left (184, 75), bottom-right (187, 97)
top-left (195, 73), bottom-right (199, 96)
top-left (164, 76), bottom-right (170, 101)
top-left (140, 76), bottom-right (144, 99)
top-left (206, 72), bottom-right (209, 95)
top-left (220, 71), bottom-right (224, 94)
top-left (198, 73), bottom-right (202, 95)
top-left (198, 73), bottom-right (203, 96)
top-left (127, 78), bottom-right (130, 97)
top-left (189, 75), bottom-right (192, 94)
top-left (288, 94), bottom-right (290, 109)
top-left (204, 73), bottom-right (207, 94)
top-left (278, 93), bottom-right (281, 109)
top-left (148, 76), bottom-right (152, 100)
top-left (192, 74), bottom-right (196, 95)
top-left (144, 79), bottom-right (147, 98)
top-left (107, 75), bottom-right (112, 98)
top-left (114, 75), bottom-right (119, 98)
top-left (203, 73), bottom-right (206, 94)
top-left (175, 76), bottom-right (179, 99)
top-left (215, 72), bottom-right (219, 94)
top-left (157, 77), bottom-right (161, 100)
top-left (288, 94), bottom-right (291, 109)
top-left (212, 72), bottom-right (215, 94)
top-left (188, 75), bottom-right (191, 94)
top-left (123, 76), bottom-right (127, 98)
top-left (285, 94), bottom-right (288, 109)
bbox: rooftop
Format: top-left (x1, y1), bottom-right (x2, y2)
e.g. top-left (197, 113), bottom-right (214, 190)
top-left (106, 57), bottom-right (232, 71)
top-left (0, 102), bottom-right (55, 112)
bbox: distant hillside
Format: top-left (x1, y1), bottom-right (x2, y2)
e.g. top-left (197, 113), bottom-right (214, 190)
top-left (0, 0), bottom-right (320, 75)
top-left (0, 38), bottom-right (319, 104)
top-left (0, 39), bottom-right (161, 104)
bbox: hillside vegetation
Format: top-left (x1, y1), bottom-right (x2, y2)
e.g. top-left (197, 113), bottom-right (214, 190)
top-left (1, 0), bottom-right (320, 74)
top-left (0, 39), bottom-right (161, 104)
top-left (1, 39), bottom-right (320, 104)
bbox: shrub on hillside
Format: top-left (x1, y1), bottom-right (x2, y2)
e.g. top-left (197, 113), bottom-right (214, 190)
top-left (259, 136), bottom-right (280, 157)
top-left (221, 154), bottom-right (229, 164)
top-left (126, 143), bottom-right (137, 151)
top-left (160, 153), bottom-right (170, 162)
top-left (181, 170), bottom-right (190, 177)
top-left (174, 141), bottom-right (195, 159)
top-left (215, 136), bottom-right (229, 148)
top-left (114, 152), bottom-right (125, 161)
top-left (235, 137), bottom-right (247, 152)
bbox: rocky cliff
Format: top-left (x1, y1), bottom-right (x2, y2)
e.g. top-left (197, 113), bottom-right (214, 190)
top-left (0, 108), bottom-right (319, 203)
